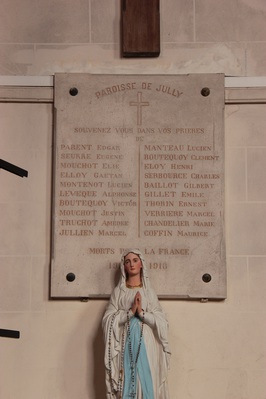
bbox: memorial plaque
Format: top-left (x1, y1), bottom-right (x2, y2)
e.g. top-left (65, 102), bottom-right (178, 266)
top-left (51, 73), bottom-right (226, 299)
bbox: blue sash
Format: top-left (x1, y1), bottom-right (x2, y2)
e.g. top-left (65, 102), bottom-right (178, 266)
top-left (123, 317), bottom-right (154, 399)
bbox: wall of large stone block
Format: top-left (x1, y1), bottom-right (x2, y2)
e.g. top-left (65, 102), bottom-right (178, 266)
top-left (0, 0), bottom-right (265, 76)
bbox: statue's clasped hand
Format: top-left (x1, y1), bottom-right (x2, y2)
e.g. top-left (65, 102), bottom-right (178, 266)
top-left (131, 291), bottom-right (143, 316)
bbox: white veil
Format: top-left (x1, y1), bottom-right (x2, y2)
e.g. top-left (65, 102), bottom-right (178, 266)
top-left (119, 248), bottom-right (151, 291)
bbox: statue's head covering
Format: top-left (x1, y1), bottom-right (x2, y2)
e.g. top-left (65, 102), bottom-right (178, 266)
top-left (119, 248), bottom-right (150, 290)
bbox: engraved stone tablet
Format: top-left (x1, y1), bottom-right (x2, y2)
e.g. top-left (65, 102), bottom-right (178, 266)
top-left (51, 73), bottom-right (226, 299)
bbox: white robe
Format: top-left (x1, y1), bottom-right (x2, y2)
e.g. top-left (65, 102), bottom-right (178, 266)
top-left (103, 285), bottom-right (170, 398)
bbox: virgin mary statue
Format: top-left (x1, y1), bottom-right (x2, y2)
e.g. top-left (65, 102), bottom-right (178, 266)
top-left (102, 249), bottom-right (171, 398)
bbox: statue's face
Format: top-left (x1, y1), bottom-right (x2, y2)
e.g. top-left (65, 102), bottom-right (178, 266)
top-left (124, 252), bottom-right (142, 278)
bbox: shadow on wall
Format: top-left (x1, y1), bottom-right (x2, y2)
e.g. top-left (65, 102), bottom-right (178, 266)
top-left (92, 315), bottom-right (106, 398)
top-left (61, 271), bottom-right (120, 397)
top-left (92, 268), bottom-right (120, 397)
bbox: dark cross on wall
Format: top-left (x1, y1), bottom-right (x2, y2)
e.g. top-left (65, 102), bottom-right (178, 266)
top-left (122, 0), bottom-right (160, 57)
